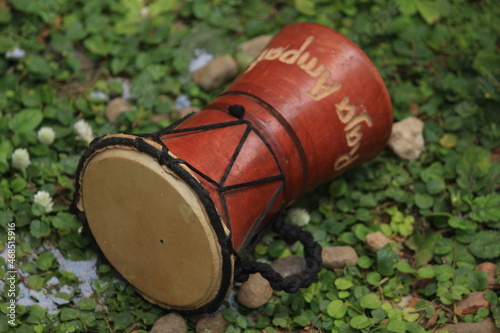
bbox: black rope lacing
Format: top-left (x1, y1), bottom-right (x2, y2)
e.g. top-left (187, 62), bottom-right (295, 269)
top-left (234, 213), bottom-right (322, 293)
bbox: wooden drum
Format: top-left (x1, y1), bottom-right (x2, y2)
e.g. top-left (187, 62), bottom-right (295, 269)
top-left (71, 23), bottom-right (392, 313)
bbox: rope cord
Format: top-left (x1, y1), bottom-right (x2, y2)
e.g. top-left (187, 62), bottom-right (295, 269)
top-left (233, 213), bottom-right (323, 293)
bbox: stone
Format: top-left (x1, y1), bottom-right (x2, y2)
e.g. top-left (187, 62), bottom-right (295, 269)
top-left (365, 231), bottom-right (393, 252)
top-left (150, 313), bottom-right (187, 333)
top-left (106, 97), bottom-right (132, 124)
top-left (237, 35), bottom-right (273, 58)
top-left (388, 117), bottom-right (425, 160)
top-left (237, 273), bottom-right (273, 308)
top-left (193, 55), bottom-right (238, 91)
top-left (195, 312), bottom-right (230, 333)
top-left (437, 317), bottom-right (500, 333)
top-left (455, 291), bottom-right (489, 316)
top-left (475, 262), bottom-right (499, 289)
top-left (271, 255), bottom-right (306, 278)
top-left (321, 246), bottom-right (358, 269)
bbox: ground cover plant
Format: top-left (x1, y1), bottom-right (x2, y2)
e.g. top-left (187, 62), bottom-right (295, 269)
top-left (0, 0), bottom-right (499, 332)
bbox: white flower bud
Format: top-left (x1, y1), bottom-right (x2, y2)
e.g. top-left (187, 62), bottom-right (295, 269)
top-left (287, 208), bottom-right (311, 227)
top-left (11, 148), bottom-right (31, 170)
top-left (74, 119), bottom-right (95, 144)
top-left (34, 190), bottom-right (54, 213)
top-left (37, 127), bottom-right (56, 145)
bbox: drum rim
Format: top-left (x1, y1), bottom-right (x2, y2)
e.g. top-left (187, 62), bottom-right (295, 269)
top-left (71, 133), bottom-right (235, 314)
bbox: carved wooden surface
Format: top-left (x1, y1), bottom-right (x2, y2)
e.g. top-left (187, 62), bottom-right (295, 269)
top-left (159, 23), bottom-right (393, 251)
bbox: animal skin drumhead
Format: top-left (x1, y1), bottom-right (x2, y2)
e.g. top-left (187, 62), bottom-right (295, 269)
top-left (80, 147), bottom-right (224, 310)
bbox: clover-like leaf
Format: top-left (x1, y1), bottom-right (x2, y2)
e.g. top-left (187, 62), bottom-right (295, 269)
top-left (469, 230), bottom-right (500, 259)
top-left (470, 194), bottom-right (500, 223)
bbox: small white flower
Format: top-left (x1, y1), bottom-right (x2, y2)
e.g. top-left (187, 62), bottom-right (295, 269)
top-left (34, 190), bottom-right (54, 213)
top-left (37, 127), bottom-right (56, 145)
top-left (140, 6), bottom-right (149, 18)
top-left (287, 208), bottom-right (310, 227)
top-left (174, 94), bottom-right (191, 109)
top-left (116, 78), bottom-right (133, 100)
top-left (189, 49), bottom-right (213, 73)
top-left (74, 119), bottom-right (94, 144)
top-left (5, 47), bottom-right (26, 59)
top-left (11, 148), bottom-right (31, 170)
top-left (89, 90), bottom-right (108, 101)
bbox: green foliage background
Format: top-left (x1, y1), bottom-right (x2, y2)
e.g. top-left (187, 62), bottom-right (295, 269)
top-left (0, 0), bottom-right (499, 332)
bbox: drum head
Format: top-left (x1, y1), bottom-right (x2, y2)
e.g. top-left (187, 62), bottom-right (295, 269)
top-left (81, 147), bottom-right (225, 310)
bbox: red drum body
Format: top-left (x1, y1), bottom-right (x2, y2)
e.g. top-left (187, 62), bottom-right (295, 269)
top-left (72, 23), bottom-right (392, 313)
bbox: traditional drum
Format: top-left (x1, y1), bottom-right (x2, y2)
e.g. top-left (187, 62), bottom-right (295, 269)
top-left (71, 22), bottom-right (392, 313)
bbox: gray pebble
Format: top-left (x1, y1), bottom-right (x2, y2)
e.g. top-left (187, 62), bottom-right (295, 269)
top-left (322, 246), bottom-right (358, 269)
top-left (150, 313), bottom-right (187, 333)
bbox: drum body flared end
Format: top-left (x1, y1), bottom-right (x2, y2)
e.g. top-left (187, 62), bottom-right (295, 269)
top-left (71, 22), bottom-right (394, 314)
top-left (73, 135), bottom-right (234, 312)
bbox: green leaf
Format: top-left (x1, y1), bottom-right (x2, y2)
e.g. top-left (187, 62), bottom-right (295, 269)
top-left (111, 58), bottom-right (129, 75)
top-left (448, 216), bottom-right (477, 230)
top-left (114, 311), bottom-right (134, 330)
top-left (377, 247), bottom-right (398, 276)
top-left (294, 0), bottom-right (316, 16)
top-left (414, 0), bottom-right (440, 25)
top-left (358, 255), bottom-right (374, 269)
top-left (52, 212), bottom-right (81, 231)
top-left (470, 194), bottom-right (500, 223)
top-left (327, 300), bottom-right (348, 318)
top-left (335, 278), bottom-right (353, 290)
top-left (83, 35), bottom-right (111, 56)
top-left (60, 308), bottom-right (79, 321)
top-left (396, 262), bottom-right (416, 274)
top-left (469, 270), bottom-right (489, 292)
top-left (9, 0), bottom-right (38, 13)
top-left (439, 133), bottom-right (458, 148)
top-left (36, 252), bottom-right (55, 271)
top-left (399, 0), bottom-right (417, 15)
top-left (415, 193), bottom-right (434, 209)
top-left (366, 272), bottom-right (381, 286)
top-left (28, 275), bottom-right (44, 290)
top-left (149, 0), bottom-right (178, 16)
top-left (26, 305), bottom-right (46, 324)
top-left (26, 55), bottom-right (53, 78)
top-left (11, 177), bottom-right (27, 192)
top-left (473, 50), bottom-right (500, 74)
top-left (329, 180), bottom-right (348, 198)
top-left (434, 238), bottom-right (454, 255)
top-left (435, 265), bottom-right (454, 282)
top-left (51, 32), bottom-right (72, 53)
top-left (0, 210), bottom-right (14, 227)
top-left (457, 146), bottom-right (492, 178)
top-left (22, 261), bottom-right (36, 273)
top-left (403, 308), bottom-right (420, 322)
top-left (30, 219), bottom-right (51, 238)
top-left (350, 315), bottom-right (371, 329)
top-left (426, 179), bottom-right (446, 194)
top-left (8, 109), bottom-right (43, 133)
top-left (469, 231), bottom-right (500, 259)
top-left (360, 294), bottom-right (381, 309)
top-left (135, 52), bottom-right (151, 70)
top-left (386, 319), bottom-right (407, 332)
top-left (417, 266), bottom-right (435, 279)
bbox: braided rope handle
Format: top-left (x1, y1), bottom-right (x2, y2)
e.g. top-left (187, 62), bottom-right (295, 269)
top-left (234, 214), bottom-right (323, 293)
